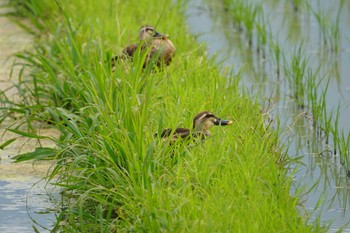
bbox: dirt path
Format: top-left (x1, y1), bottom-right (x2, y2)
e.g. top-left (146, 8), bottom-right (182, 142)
top-left (0, 0), bottom-right (58, 180)
top-left (0, 2), bottom-right (58, 232)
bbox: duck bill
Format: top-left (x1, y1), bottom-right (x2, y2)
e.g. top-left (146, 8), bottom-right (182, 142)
top-left (215, 119), bottom-right (233, 126)
top-left (153, 31), bottom-right (168, 39)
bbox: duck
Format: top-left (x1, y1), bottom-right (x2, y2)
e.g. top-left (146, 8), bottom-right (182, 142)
top-left (111, 25), bottom-right (176, 68)
top-left (157, 111), bottom-right (233, 144)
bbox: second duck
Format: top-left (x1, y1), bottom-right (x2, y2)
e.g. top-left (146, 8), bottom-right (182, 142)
top-left (158, 111), bottom-right (233, 144)
top-left (112, 25), bottom-right (176, 68)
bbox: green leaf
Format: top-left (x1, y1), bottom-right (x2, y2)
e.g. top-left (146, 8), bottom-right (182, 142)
top-left (13, 147), bottom-right (57, 162)
top-left (8, 128), bottom-right (50, 139)
top-left (0, 138), bottom-right (17, 149)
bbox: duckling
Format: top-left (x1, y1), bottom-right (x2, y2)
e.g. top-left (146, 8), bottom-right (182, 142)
top-left (112, 25), bottom-right (175, 68)
top-left (158, 111), bottom-right (233, 144)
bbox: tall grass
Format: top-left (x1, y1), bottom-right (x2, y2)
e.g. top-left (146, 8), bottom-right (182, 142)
top-left (307, 0), bottom-right (344, 53)
top-left (284, 44), bottom-right (308, 108)
top-left (4, 0), bottom-right (320, 231)
top-left (214, 0), bottom-right (267, 50)
top-left (291, 0), bottom-right (307, 12)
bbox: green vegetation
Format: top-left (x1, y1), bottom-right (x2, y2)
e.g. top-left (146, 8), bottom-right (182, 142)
top-left (307, 0), bottom-right (344, 53)
top-left (0, 0), bottom-right (321, 232)
top-left (284, 44), bottom-right (308, 108)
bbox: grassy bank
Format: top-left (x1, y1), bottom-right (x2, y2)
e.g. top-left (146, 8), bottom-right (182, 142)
top-left (3, 0), bottom-right (320, 232)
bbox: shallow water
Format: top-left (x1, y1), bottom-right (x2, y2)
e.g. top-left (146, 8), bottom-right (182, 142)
top-left (0, 179), bottom-right (57, 233)
top-left (186, 0), bottom-right (350, 231)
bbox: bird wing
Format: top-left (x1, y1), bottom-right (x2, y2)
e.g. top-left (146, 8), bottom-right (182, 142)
top-left (159, 128), bottom-right (191, 142)
top-left (123, 43), bottom-right (139, 57)
top-left (173, 128), bottom-right (191, 139)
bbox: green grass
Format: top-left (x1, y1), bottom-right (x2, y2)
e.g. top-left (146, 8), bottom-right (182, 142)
top-left (215, 0), bottom-right (266, 49)
top-left (308, 0), bottom-right (344, 54)
top-left (2, 0), bottom-right (322, 232)
top-left (284, 44), bottom-right (309, 108)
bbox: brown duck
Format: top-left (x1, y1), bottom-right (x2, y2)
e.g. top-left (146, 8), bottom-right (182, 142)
top-left (158, 111), bottom-right (233, 144)
top-left (112, 25), bottom-right (175, 68)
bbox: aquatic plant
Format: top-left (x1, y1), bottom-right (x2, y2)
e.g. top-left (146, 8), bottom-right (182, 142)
top-left (308, 0), bottom-right (343, 53)
top-left (338, 131), bottom-right (350, 172)
top-left (290, 0), bottom-right (308, 12)
top-left (284, 44), bottom-right (308, 108)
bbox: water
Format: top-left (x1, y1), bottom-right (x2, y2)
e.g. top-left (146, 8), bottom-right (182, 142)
top-left (186, 0), bottom-right (350, 231)
top-left (0, 179), bottom-right (57, 233)
top-left (0, 133), bottom-right (59, 232)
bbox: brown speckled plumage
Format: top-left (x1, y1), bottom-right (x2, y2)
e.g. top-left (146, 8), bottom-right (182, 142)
top-left (112, 25), bottom-right (175, 68)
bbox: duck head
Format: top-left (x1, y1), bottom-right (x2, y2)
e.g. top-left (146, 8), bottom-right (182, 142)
top-left (138, 25), bottom-right (168, 41)
top-left (193, 111), bottom-right (232, 136)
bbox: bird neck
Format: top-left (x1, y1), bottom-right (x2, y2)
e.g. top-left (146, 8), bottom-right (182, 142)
top-left (193, 124), bottom-right (211, 136)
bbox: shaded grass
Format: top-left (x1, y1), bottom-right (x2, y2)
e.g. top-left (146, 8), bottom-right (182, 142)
top-left (2, 0), bottom-right (319, 232)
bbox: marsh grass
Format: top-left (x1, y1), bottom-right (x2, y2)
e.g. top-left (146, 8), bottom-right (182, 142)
top-left (284, 44), bottom-right (308, 108)
top-left (291, 0), bottom-right (307, 12)
top-left (214, 0), bottom-right (267, 51)
top-left (305, 72), bottom-right (350, 173)
top-left (338, 132), bottom-right (350, 172)
top-left (307, 0), bottom-right (343, 54)
top-left (331, 103), bottom-right (341, 155)
top-left (1, 0), bottom-right (319, 232)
